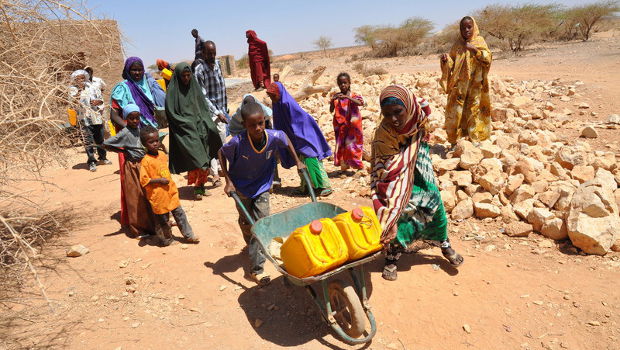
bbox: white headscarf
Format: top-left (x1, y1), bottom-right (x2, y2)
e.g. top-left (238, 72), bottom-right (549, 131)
top-left (70, 69), bottom-right (90, 83)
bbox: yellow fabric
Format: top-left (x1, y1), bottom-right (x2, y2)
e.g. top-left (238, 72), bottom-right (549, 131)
top-left (139, 151), bottom-right (180, 214)
top-left (156, 78), bottom-right (167, 92)
top-left (440, 17), bottom-right (492, 144)
top-left (108, 120), bottom-right (116, 136)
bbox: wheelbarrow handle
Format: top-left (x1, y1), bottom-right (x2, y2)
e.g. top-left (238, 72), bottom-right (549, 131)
top-left (300, 167), bottom-right (317, 203)
top-left (228, 191), bottom-right (255, 226)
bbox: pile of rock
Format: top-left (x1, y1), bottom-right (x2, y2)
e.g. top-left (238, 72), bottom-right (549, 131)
top-left (292, 71), bottom-right (619, 255)
top-left (434, 137), bottom-right (619, 255)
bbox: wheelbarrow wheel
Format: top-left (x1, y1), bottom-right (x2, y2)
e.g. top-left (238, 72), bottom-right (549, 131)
top-left (328, 279), bottom-right (366, 338)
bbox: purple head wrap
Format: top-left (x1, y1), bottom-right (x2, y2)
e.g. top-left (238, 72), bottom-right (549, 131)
top-left (272, 82), bottom-right (332, 163)
top-left (122, 57), bottom-right (157, 126)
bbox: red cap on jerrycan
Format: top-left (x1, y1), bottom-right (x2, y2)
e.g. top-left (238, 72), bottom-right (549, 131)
top-left (351, 208), bottom-right (364, 222)
top-left (310, 220), bottom-right (323, 234)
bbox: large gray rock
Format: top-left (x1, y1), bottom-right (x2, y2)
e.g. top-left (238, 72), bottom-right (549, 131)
top-left (567, 182), bottom-right (620, 255)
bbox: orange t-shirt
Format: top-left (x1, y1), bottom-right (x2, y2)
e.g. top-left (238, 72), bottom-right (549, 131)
top-left (139, 151), bottom-right (180, 214)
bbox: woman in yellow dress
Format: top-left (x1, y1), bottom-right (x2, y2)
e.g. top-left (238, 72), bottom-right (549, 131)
top-left (440, 16), bottom-right (492, 145)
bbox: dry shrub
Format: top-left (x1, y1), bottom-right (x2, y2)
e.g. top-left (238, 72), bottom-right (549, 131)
top-left (357, 17), bottom-right (433, 58)
top-left (562, 1), bottom-right (619, 41)
top-left (476, 4), bottom-right (560, 53)
top-left (236, 54), bottom-right (249, 69)
top-left (353, 63), bottom-right (387, 77)
top-left (0, 0), bottom-right (118, 311)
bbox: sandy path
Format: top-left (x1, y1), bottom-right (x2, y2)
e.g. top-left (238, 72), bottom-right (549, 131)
top-left (4, 35), bottom-right (620, 350)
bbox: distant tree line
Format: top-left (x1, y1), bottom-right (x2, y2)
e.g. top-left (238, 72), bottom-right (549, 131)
top-left (353, 0), bottom-right (619, 57)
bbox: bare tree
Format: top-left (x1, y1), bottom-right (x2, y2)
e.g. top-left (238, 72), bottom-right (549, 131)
top-left (563, 1), bottom-right (619, 41)
top-left (314, 36), bottom-right (333, 56)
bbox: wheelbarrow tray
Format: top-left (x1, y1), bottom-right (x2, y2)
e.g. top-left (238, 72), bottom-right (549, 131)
top-left (251, 201), bottom-right (381, 287)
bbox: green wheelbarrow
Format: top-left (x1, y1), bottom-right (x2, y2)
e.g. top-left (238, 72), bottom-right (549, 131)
top-left (229, 169), bottom-right (379, 345)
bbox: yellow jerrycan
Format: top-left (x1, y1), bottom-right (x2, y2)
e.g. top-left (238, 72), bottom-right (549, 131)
top-left (333, 207), bottom-right (383, 261)
top-left (281, 219), bottom-right (349, 278)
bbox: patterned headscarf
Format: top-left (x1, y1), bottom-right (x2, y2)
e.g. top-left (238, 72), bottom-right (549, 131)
top-left (371, 85), bottom-right (430, 236)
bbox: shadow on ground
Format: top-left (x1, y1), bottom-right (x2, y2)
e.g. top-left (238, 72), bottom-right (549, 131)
top-left (204, 250), bottom-right (377, 349)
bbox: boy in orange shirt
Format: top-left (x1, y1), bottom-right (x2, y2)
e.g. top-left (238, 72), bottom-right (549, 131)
top-left (139, 126), bottom-right (200, 246)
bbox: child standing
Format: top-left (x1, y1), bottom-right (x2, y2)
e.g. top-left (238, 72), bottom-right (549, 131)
top-left (329, 73), bottom-right (365, 172)
top-left (219, 102), bottom-right (305, 285)
top-left (139, 126), bottom-right (200, 246)
top-left (103, 104), bottom-right (153, 237)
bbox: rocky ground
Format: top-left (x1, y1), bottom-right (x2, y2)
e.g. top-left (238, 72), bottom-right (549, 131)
top-left (2, 33), bottom-right (619, 350)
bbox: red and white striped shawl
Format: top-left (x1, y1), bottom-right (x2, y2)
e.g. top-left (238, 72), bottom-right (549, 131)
top-left (370, 85), bottom-right (430, 236)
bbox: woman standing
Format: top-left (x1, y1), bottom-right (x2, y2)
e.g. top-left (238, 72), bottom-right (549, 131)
top-left (165, 62), bottom-right (223, 200)
top-left (266, 82), bottom-right (333, 196)
top-left (371, 85), bottom-right (463, 281)
top-left (246, 30), bottom-right (271, 91)
top-left (109, 57), bottom-right (165, 227)
top-left (110, 57), bottom-right (165, 129)
top-left (440, 16), bottom-right (492, 146)
top-left (329, 72), bottom-right (365, 172)
top-left (69, 69), bottom-right (109, 172)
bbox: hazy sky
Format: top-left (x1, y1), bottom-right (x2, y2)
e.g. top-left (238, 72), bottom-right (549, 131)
top-left (89, 0), bottom-right (591, 66)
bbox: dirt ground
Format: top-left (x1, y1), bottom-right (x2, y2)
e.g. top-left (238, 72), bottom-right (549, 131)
top-left (3, 32), bottom-right (620, 350)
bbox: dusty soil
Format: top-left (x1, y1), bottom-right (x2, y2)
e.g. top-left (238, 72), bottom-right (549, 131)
top-left (3, 33), bottom-right (620, 350)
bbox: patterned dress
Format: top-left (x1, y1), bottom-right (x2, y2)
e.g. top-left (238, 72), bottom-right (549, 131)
top-left (333, 93), bottom-right (364, 169)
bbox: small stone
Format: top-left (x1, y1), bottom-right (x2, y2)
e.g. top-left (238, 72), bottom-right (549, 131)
top-left (571, 165), bottom-right (595, 184)
top-left (587, 320), bottom-right (600, 326)
top-left (180, 244), bottom-right (189, 250)
top-left (533, 300), bottom-right (544, 305)
top-left (131, 321), bottom-right (141, 328)
top-left (607, 114), bottom-right (620, 124)
top-left (541, 217), bottom-right (568, 240)
top-left (463, 324), bottom-right (472, 334)
top-left (254, 319), bottom-right (264, 328)
top-left (118, 260), bottom-right (129, 268)
top-left (578, 102), bottom-right (590, 109)
top-left (580, 126), bottom-right (598, 138)
top-left (474, 202), bottom-right (501, 218)
top-left (505, 222), bottom-right (533, 237)
top-left (219, 285), bottom-right (227, 291)
top-left (452, 198), bottom-right (474, 220)
top-left (66, 244), bottom-right (89, 257)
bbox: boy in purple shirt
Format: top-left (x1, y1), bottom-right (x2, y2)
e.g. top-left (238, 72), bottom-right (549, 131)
top-left (219, 102), bottom-right (305, 285)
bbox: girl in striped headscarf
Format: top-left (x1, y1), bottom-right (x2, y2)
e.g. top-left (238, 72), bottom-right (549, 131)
top-left (371, 85), bottom-right (463, 281)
